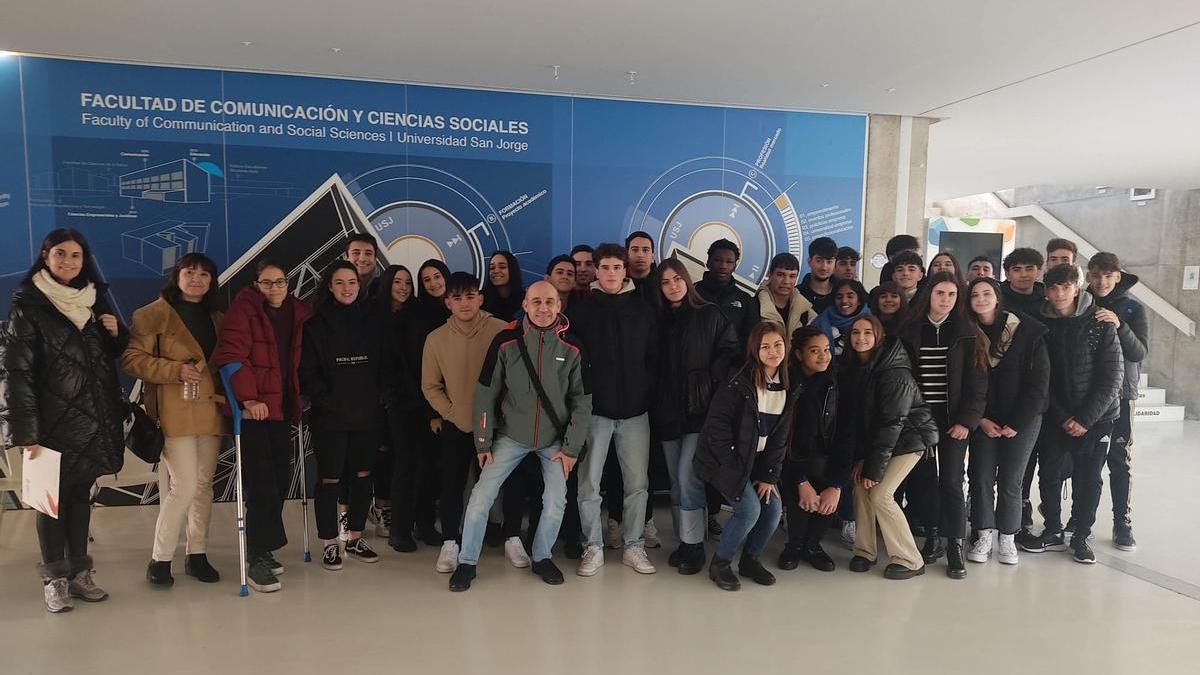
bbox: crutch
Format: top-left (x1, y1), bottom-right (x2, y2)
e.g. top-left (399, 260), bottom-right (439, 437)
top-left (297, 411), bottom-right (312, 563)
top-left (218, 363), bottom-right (250, 598)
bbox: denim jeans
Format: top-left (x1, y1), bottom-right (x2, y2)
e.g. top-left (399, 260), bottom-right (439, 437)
top-left (458, 436), bottom-right (569, 565)
top-left (577, 413), bottom-right (650, 548)
top-left (662, 433), bottom-right (706, 545)
top-left (714, 482), bottom-right (782, 562)
top-left (968, 416), bottom-right (1041, 535)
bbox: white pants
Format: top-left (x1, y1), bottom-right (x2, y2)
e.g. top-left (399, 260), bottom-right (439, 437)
top-left (152, 435), bottom-right (221, 561)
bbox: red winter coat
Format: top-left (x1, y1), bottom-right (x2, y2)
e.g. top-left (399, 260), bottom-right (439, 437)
top-left (212, 286), bottom-right (313, 422)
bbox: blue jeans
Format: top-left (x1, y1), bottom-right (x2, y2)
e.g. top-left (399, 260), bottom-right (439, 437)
top-left (457, 436), bottom-right (568, 565)
top-left (715, 482), bottom-right (782, 562)
top-left (577, 413), bottom-right (650, 548)
top-left (662, 433), bottom-right (705, 545)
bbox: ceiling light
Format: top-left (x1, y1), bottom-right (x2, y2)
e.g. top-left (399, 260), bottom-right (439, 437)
top-left (886, 87), bottom-right (896, 93)
top-left (330, 47), bottom-right (342, 53)
top-left (240, 41), bottom-right (253, 46)
top-left (820, 83), bottom-right (830, 88)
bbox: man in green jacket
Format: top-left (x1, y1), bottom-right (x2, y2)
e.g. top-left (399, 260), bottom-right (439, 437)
top-left (449, 281), bottom-right (592, 591)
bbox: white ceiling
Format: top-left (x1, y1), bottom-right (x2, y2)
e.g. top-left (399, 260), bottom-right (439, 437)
top-left (2, 1), bottom-right (1198, 200)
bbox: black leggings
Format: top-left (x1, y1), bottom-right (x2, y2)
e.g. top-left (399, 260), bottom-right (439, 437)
top-left (314, 428), bottom-right (378, 541)
top-left (37, 482), bottom-right (92, 565)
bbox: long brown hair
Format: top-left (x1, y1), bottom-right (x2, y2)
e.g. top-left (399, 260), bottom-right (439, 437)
top-left (745, 320), bottom-right (789, 391)
top-left (839, 314), bottom-right (886, 368)
top-left (901, 271), bottom-right (989, 371)
top-left (653, 257), bottom-right (709, 311)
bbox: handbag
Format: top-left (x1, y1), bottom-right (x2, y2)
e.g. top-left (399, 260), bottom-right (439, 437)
top-left (124, 334), bottom-right (164, 463)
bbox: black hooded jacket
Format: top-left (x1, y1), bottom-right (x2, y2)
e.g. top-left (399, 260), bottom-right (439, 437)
top-left (652, 302), bottom-right (739, 439)
top-left (798, 273), bottom-right (834, 314)
top-left (784, 368), bottom-right (851, 487)
top-left (0, 281), bottom-right (130, 485)
top-left (299, 300), bottom-right (384, 431)
top-left (1089, 273), bottom-right (1147, 401)
top-left (569, 281), bottom-right (659, 420)
top-left (694, 272), bottom-right (755, 344)
top-left (978, 311), bottom-right (1050, 432)
top-left (1001, 281), bottom-right (1046, 324)
top-left (1040, 292), bottom-right (1123, 428)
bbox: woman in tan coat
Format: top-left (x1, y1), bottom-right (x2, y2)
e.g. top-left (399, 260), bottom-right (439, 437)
top-left (122, 253), bottom-right (227, 587)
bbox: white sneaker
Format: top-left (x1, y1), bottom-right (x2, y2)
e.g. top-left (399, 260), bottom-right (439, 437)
top-left (504, 536), bottom-right (531, 568)
top-left (840, 521), bottom-right (856, 550)
top-left (967, 530), bottom-right (994, 563)
top-left (622, 545), bottom-right (656, 574)
top-left (643, 518), bottom-right (661, 549)
top-left (997, 533), bottom-right (1019, 565)
top-left (435, 541), bottom-right (459, 573)
top-left (604, 518), bottom-right (622, 549)
top-left (577, 545), bottom-right (605, 577)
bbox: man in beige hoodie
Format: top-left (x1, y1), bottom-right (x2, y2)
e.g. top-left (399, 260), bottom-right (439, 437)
top-left (422, 272), bottom-right (507, 573)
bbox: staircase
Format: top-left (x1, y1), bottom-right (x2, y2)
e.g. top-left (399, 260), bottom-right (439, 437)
top-left (1135, 373), bottom-right (1186, 423)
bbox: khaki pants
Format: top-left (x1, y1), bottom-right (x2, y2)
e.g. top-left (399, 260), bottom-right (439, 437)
top-left (152, 435), bottom-right (222, 561)
top-left (853, 452), bottom-right (922, 570)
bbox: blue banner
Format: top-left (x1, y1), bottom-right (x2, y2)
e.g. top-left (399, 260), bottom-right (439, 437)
top-left (0, 55), bottom-right (866, 317)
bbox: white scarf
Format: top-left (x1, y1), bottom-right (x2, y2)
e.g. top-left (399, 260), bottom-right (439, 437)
top-left (33, 269), bottom-right (96, 330)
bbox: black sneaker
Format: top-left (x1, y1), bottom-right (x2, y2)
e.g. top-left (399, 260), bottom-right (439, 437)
top-left (676, 543), bottom-right (706, 576)
top-left (709, 558), bottom-right (740, 591)
top-left (263, 551), bottom-right (284, 576)
top-left (1016, 529), bottom-right (1045, 553)
top-left (531, 559), bottom-right (565, 585)
top-left (247, 556), bottom-right (281, 592)
top-left (321, 544), bottom-right (344, 571)
top-left (146, 560), bottom-right (174, 587)
top-left (390, 532), bottom-right (418, 553)
top-left (1113, 527), bottom-right (1137, 552)
top-left (1021, 500), bottom-right (1033, 530)
top-left (800, 544), bottom-right (836, 572)
top-left (418, 525), bottom-right (444, 547)
top-left (777, 546), bottom-right (802, 571)
top-left (1040, 531), bottom-right (1067, 552)
top-left (344, 538), bottom-right (380, 563)
top-left (1071, 537), bottom-right (1096, 564)
top-left (848, 556), bottom-right (876, 573)
top-left (737, 554), bottom-right (776, 586)
top-left (184, 554), bottom-right (220, 583)
top-left (449, 564), bottom-right (476, 592)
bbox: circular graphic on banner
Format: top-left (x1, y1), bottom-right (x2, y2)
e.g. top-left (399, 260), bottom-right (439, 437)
top-left (630, 157), bottom-right (802, 285)
top-left (348, 164), bottom-right (507, 280)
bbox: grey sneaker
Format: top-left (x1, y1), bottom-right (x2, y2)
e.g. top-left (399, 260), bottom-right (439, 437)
top-left (263, 551), bottom-right (284, 576)
top-left (643, 519), bottom-right (661, 549)
top-left (44, 578), bottom-right (74, 613)
top-left (69, 569), bottom-right (109, 602)
top-left (247, 557), bottom-right (282, 592)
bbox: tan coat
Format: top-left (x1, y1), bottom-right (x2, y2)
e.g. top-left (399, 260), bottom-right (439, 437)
top-left (421, 312), bottom-right (506, 434)
top-left (121, 298), bottom-right (228, 438)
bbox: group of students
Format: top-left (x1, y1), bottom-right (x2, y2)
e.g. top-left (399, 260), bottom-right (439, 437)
top-left (0, 225), bottom-right (1145, 611)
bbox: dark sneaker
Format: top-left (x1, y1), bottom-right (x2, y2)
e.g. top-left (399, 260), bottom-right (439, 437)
top-left (531, 559), bottom-right (565, 585)
top-left (147, 560), bottom-right (174, 587)
top-left (737, 554), bottom-right (776, 586)
top-left (709, 558), bottom-right (740, 591)
top-left (1041, 531), bottom-right (1067, 552)
top-left (449, 564), bottom-right (477, 592)
top-left (848, 556), bottom-right (876, 573)
top-left (68, 569), bottom-right (109, 602)
top-left (1071, 538), bottom-right (1096, 564)
top-left (1021, 500), bottom-right (1033, 530)
top-left (321, 544), bottom-right (344, 571)
top-left (884, 563), bottom-right (926, 580)
top-left (344, 538), bottom-right (380, 563)
top-left (44, 578), bottom-right (73, 613)
top-left (676, 543), bottom-right (706, 576)
top-left (1016, 529), bottom-right (1045, 553)
top-left (1113, 527), bottom-right (1137, 552)
top-left (777, 546), bottom-right (802, 571)
top-left (263, 551), bottom-right (284, 576)
top-left (390, 532), bottom-right (418, 553)
top-left (247, 557), bottom-right (281, 592)
top-left (563, 539), bottom-right (584, 560)
top-left (800, 545), bottom-right (836, 572)
top-left (184, 554), bottom-right (220, 583)
top-left (418, 526), bottom-right (444, 547)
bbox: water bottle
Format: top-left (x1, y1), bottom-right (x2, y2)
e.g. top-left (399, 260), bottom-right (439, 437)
top-left (182, 360), bottom-right (199, 401)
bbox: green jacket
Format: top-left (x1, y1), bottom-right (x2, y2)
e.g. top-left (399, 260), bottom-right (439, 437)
top-left (472, 315), bottom-right (591, 457)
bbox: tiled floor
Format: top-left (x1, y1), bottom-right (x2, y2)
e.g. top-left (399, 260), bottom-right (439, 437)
top-left (1, 421), bottom-right (1198, 675)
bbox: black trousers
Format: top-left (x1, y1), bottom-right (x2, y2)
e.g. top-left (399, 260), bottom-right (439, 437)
top-left (905, 433), bottom-right (969, 539)
top-left (438, 425), bottom-right (476, 543)
top-left (314, 427), bottom-right (379, 541)
top-left (1107, 399), bottom-right (1134, 528)
top-left (1038, 419), bottom-right (1114, 540)
top-left (386, 410), bottom-right (440, 541)
top-left (37, 481), bottom-right (93, 566)
top-left (241, 419), bottom-right (293, 554)
top-left (783, 476), bottom-right (837, 548)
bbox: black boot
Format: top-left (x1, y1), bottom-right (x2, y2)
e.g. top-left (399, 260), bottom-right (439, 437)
top-left (737, 554), bottom-right (776, 586)
top-left (146, 560), bottom-right (174, 587)
top-left (390, 529), bottom-right (418, 553)
top-left (946, 538), bottom-right (967, 579)
top-left (777, 545), bottom-right (803, 571)
top-left (449, 564), bottom-right (476, 592)
top-left (677, 543), bottom-right (706, 576)
top-left (800, 544), bottom-right (836, 572)
top-left (921, 528), bottom-right (945, 563)
top-left (184, 554), bottom-right (220, 583)
top-left (708, 558), bottom-right (740, 591)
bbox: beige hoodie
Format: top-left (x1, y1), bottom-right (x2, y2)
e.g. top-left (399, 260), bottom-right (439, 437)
top-left (754, 286), bottom-right (813, 340)
top-left (422, 310), bottom-right (507, 433)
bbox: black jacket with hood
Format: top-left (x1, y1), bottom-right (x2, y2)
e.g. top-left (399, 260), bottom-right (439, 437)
top-left (1089, 273), bottom-right (1147, 401)
top-left (897, 314), bottom-right (988, 430)
top-left (694, 272), bottom-right (755, 344)
top-left (1001, 281), bottom-right (1046, 324)
top-left (652, 302), bottom-right (739, 439)
top-left (299, 300), bottom-right (384, 432)
top-left (569, 279), bottom-right (659, 420)
top-left (798, 273), bottom-right (833, 314)
top-left (1040, 292), bottom-right (1123, 428)
top-left (978, 310), bottom-right (1050, 432)
top-left (783, 367), bottom-right (851, 487)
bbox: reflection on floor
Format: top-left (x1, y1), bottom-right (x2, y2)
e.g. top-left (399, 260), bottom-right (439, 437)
top-left (1, 422), bottom-right (1199, 675)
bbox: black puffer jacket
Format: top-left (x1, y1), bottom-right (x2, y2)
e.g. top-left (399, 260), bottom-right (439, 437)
top-left (407, 294), bottom-right (450, 421)
top-left (784, 368), bottom-right (851, 486)
top-left (1040, 292), bottom-right (1123, 428)
top-left (1001, 281), bottom-right (1046, 324)
top-left (377, 306), bottom-right (423, 414)
top-left (897, 315), bottom-right (988, 430)
top-left (299, 301), bottom-right (384, 431)
top-left (979, 311), bottom-right (1050, 432)
top-left (569, 280), bottom-right (658, 420)
top-left (694, 272), bottom-right (755, 343)
top-left (652, 302), bottom-right (739, 439)
top-left (695, 369), bottom-right (796, 502)
top-left (1090, 273), bottom-right (1148, 401)
top-left (839, 339), bottom-right (939, 483)
top-left (0, 282), bottom-right (129, 484)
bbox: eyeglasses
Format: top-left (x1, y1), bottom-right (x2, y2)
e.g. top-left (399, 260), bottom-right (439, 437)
top-left (256, 279), bottom-right (288, 289)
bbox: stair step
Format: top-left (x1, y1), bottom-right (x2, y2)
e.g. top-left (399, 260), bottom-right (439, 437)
top-left (1138, 387), bottom-right (1166, 406)
top-left (1133, 404), bottom-right (1185, 423)
top-left (1139, 373), bottom-right (1149, 389)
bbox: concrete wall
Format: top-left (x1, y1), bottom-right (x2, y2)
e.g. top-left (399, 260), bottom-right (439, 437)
top-left (861, 115), bottom-right (933, 288)
top-left (945, 185), bottom-right (1200, 416)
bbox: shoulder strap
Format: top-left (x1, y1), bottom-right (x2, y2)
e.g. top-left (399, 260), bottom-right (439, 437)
top-left (514, 329), bottom-right (568, 442)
